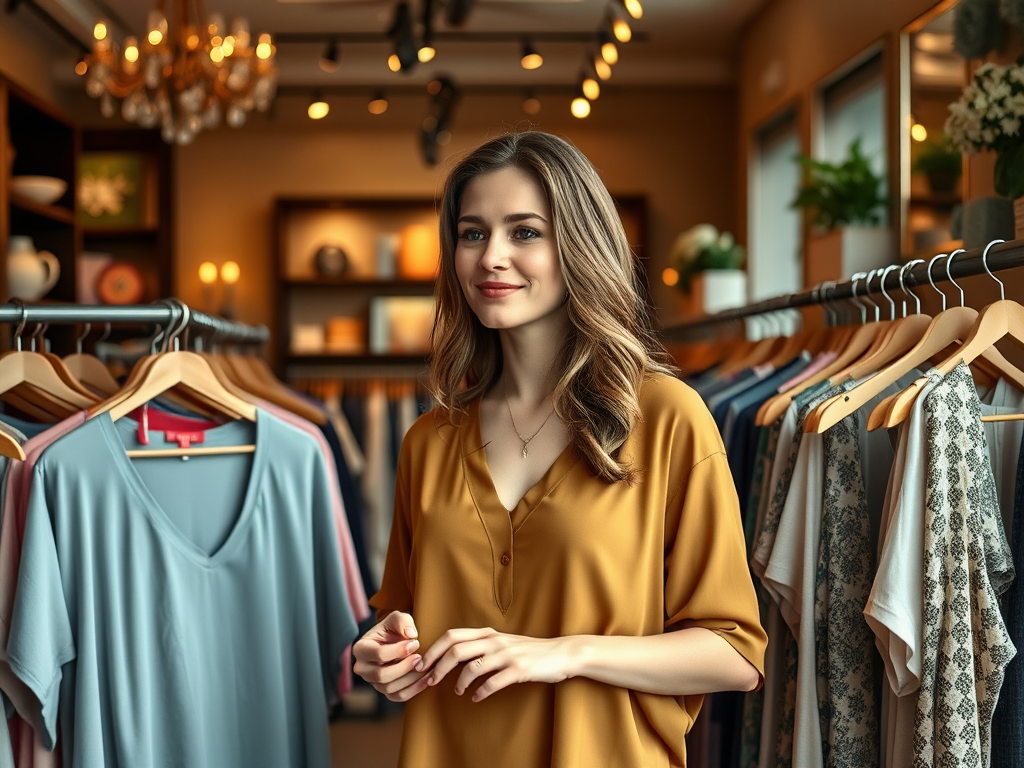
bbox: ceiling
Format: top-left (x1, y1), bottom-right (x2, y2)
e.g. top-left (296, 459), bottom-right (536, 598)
top-left (27, 0), bottom-right (770, 88)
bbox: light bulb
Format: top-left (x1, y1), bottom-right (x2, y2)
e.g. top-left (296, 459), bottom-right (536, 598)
top-left (93, 21), bottom-right (108, 41)
top-left (523, 96), bottom-right (541, 115)
top-left (221, 261), bottom-right (241, 284)
top-left (199, 262), bottom-right (218, 285)
top-left (582, 77), bottom-right (600, 100)
top-left (601, 41), bottom-right (618, 65)
top-left (662, 267), bottom-right (679, 287)
top-left (571, 97), bottom-right (591, 119)
top-left (210, 46), bottom-right (224, 63)
top-left (613, 18), bottom-right (632, 43)
top-left (623, 0), bottom-right (643, 20)
top-left (368, 94), bottom-right (388, 115)
top-left (256, 33), bottom-right (273, 60)
top-left (911, 123), bottom-right (928, 142)
top-left (594, 58), bottom-right (612, 80)
top-left (308, 97), bottom-right (329, 120)
top-left (75, 60), bottom-right (88, 76)
top-left (521, 41), bottom-right (543, 70)
top-left (124, 37), bottom-right (139, 63)
top-left (388, 54), bottom-right (401, 72)
top-left (418, 45), bottom-right (436, 63)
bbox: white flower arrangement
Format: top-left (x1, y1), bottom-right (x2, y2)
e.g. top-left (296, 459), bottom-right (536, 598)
top-left (670, 224), bottom-right (745, 294)
top-left (945, 58), bottom-right (1024, 198)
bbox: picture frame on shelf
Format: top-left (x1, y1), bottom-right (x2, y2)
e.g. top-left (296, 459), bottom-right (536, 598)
top-left (77, 152), bottom-right (159, 230)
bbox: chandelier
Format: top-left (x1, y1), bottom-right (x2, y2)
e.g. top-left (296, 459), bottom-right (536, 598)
top-left (83, 1), bottom-right (278, 145)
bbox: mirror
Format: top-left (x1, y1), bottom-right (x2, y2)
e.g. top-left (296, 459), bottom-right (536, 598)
top-left (900, 0), bottom-right (966, 257)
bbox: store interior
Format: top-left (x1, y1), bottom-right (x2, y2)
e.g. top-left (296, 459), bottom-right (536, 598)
top-left (2, 0), bottom-right (1024, 766)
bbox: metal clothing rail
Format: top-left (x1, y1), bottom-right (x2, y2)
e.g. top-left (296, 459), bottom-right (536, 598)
top-left (662, 238), bottom-right (1024, 341)
top-left (0, 301), bottom-right (270, 345)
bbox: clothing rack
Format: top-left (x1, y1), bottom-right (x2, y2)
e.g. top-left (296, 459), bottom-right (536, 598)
top-left (663, 238), bottom-right (1024, 340)
top-left (0, 300), bottom-right (269, 345)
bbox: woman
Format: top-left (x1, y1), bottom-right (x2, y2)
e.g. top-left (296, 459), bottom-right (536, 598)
top-left (354, 131), bottom-right (766, 767)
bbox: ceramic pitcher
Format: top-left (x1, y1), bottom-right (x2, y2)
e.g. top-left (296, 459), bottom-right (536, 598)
top-left (6, 236), bottom-right (60, 300)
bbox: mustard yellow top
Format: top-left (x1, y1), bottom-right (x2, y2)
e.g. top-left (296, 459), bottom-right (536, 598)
top-left (370, 373), bottom-right (767, 768)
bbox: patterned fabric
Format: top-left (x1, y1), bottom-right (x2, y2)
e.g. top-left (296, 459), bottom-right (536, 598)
top-left (814, 394), bottom-right (879, 768)
top-left (775, 629), bottom-right (799, 768)
top-left (915, 363), bottom-right (1016, 768)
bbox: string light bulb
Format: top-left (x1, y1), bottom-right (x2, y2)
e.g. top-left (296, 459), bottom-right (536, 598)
top-left (612, 17), bottom-right (632, 43)
top-left (600, 30), bottom-right (619, 65)
top-left (571, 96), bottom-right (591, 119)
top-left (308, 92), bottom-right (329, 119)
top-left (521, 40), bottom-right (543, 70)
top-left (582, 75), bottom-right (600, 100)
top-left (621, 0), bottom-right (643, 20)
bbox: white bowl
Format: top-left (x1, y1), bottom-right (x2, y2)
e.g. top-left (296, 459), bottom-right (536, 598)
top-left (10, 176), bottom-right (67, 205)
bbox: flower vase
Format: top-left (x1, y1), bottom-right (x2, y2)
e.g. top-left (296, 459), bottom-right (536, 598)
top-left (677, 270), bottom-right (748, 317)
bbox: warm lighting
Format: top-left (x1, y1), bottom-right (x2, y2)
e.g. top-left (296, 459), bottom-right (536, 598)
top-left (594, 57), bottom-right (612, 80)
top-left (523, 95), bottom-right (541, 115)
top-left (418, 44), bottom-right (436, 63)
top-left (521, 40), bottom-right (543, 70)
top-left (612, 17), bottom-right (632, 43)
top-left (662, 267), bottom-right (679, 287)
top-left (75, 60), bottom-right (88, 75)
top-left (601, 40), bottom-right (619, 65)
top-left (368, 92), bottom-right (388, 115)
top-left (320, 40), bottom-right (340, 72)
top-left (571, 96), bottom-right (591, 119)
top-left (911, 123), bottom-right (928, 142)
top-left (388, 54), bottom-right (402, 72)
top-left (621, 0), bottom-right (643, 20)
top-left (582, 76), bottom-right (600, 100)
top-left (220, 261), bottom-right (241, 284)
top-left (84, 2), bottom-right (277, 144)
top-left (198, 262), bottom-right (218, 284)
top-left (308, 93), bottom-right (329, 119)
top-left (427, 79), bottom-right (442, 95)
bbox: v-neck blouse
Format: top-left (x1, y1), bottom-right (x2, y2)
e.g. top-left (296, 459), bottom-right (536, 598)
top-left (371, 373), bottom-right (767, 768)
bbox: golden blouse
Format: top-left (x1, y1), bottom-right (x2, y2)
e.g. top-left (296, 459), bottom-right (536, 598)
top-left (370, 373), bottom-right (767, 767)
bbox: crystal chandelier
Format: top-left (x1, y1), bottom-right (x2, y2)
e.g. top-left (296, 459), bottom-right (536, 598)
top-left (83, 1), bottom-right (278, 145)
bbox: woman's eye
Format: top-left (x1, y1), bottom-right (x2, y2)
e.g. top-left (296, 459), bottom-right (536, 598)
top-left (459, 230), bottom-right (485, 241)
top-left (513, 227), bottom-right (540, 240)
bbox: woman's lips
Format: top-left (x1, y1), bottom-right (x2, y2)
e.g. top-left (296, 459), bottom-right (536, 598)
top-left (477, 282), bottom-right (522, 298)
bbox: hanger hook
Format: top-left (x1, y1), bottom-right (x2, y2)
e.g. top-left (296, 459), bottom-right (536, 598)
top-left (75, 323), bottom-right (91, 355)
top-left (862, 269), bottom-right (881, 322)
top-left (8, 299), bottom-right (26, 352)
top-left (879, 265), bottom-right (898, 321)
top-left (926, 252), bottom-right (948, 311)
top-left (900, 259), bottom-right (924, 315)
top-left (981, 239), bottom-right (1005, 301)
top-left (167, 300), bottom-right (191, 351)
top-left (849, 272), bottom-right (867, 325)
top-left (946, 248), bottom-right (967, 307)
top-left (97, 322), bottom-right (112, 346)
top-left (30, 321), bottom-right (48, 353)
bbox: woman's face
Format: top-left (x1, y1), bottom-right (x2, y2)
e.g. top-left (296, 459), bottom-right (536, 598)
top-left (454, 166), bottom-right (567, 331)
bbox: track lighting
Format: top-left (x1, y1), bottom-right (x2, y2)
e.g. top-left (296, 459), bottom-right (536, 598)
top-left (419, 0), bottom-right (436, 62)
top-left (368, 91), bottom-right (389, 115)
top-left (446, 0), bottom-right (473, 26)
top-left (582, 74), bottom-right (600, 101)
top-left (419, 37), bottom-right (436, 62)
top-left (521, 39), bottom-right (543, 70)
top-left (612, 16), bottom-right (631, 43)
top-left (600, 29), bottom-right (618, 65)
top-left (620, 0), bottom-right (642, 20)
top-left (319, 40), bottom-right (340, 72)
top-left (594, 54), bottom-right (612, 80)
top-left (571, 94), bottom-right (591, 119)
top-left (308, 92), bottom-right (329, 120)
top-left (389, 2), bottom-right (418, 72)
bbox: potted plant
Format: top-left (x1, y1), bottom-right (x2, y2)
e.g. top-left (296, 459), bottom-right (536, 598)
top-left (669, 224), bottom-right (747, 316)
top-left (912, 136), bottom-right (963, 195)
top-left (790, 138), bottom-right (894, 286)
top-left (946, 57), bottom-right (1024, 242)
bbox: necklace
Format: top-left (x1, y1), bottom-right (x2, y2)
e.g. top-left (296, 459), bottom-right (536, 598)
top-left (502, 377), bottom-right (557, 459)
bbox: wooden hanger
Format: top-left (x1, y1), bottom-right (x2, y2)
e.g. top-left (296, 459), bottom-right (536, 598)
top-left (874, 242), bottom-right (1024, 428)
top-left (89, 304), bottom-right (257, 457)
top-left (63, 324), bottom-right (121, 396)
top-left (0, 421), bottom-right (24, 461)
top-left (218, 351), bottom-right (327, 426)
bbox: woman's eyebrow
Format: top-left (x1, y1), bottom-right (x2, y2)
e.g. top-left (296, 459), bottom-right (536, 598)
top-left (457, 212), bottom-right (548, 224)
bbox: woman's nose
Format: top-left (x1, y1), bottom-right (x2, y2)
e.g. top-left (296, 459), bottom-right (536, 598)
top-left (478, 237), bottom-right (511, 272)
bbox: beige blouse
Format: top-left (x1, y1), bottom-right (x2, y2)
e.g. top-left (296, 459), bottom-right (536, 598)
top-left (371, 373), bottom-right (767, 767)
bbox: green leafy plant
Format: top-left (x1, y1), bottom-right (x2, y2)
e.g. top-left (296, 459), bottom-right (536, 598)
top-left (670, 224), bottom-right (745, 294)
top-left (790, 138), bottom-right (890, 230)
top-left (912, 136), bottom-right (962, 193)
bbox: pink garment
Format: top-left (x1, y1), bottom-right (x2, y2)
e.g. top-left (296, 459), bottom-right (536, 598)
top-left (778, 350), bottom-right (838, 393)
top-left (252, 399), bottom-right (369, 697)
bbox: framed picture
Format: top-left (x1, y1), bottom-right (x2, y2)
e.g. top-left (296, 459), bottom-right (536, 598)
top-left (369, 296), bottom-right (435, 354)
top-left (77, 152), bottom-right (159, 229)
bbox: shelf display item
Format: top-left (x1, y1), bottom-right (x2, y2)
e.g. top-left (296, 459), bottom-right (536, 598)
top-left (313, 244), bottom-right (349, 277)
top-left (292, 323), bottom-right (326, 354)
top-left (95, 261), bottom-right (146, 304)
top-left (376, 233), bottom-right (401, 278)
top-left (369, 296), bottom-right (435, 354)
top-left (78, 152), bottom-right (152, 229)
top-left (10, 176), bottom-right (67, 205)
top-left (326, 317), bottom-right (366, 354)
top-left (76, 252), bottom-right (114, 304)
top-left (6, 236), bottom-right (60, 300)
top-left (398, 224), bottom-right (440, 279)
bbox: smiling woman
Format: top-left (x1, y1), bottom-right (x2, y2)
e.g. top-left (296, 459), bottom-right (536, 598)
top-left (352, 131), bottom-right (767, 768)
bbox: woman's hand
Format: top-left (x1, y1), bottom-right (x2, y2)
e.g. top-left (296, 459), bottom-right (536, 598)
top-left (419, 627), bottom-right (576, 702)
top-left (352, 611), bottom-right (432, 702)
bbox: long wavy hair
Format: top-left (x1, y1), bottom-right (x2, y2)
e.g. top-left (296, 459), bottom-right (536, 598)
top-left (429, 131), bottom-right (675, 483)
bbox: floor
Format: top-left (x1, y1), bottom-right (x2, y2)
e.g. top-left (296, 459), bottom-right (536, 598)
top-left (330, 712), bottom-right (404, 768)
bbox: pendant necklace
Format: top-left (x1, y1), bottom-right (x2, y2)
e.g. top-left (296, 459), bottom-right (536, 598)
top-left (502, 377), bottom-right (557, 459)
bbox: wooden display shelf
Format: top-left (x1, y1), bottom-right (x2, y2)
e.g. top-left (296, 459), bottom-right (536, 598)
top-left (10, 194), bottom-right (74, 224)
top-left (284, 277), bottom-right (435, 290)
top-left (286, 353), bottom-right (428, 366)
top-left (83, 225), bottom-right (161, 237)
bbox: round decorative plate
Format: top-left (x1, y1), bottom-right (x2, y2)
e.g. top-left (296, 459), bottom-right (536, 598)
top-left (313, 244), bottom-right (350, 276)
top-left (96, 261), bottom-right (146, 304)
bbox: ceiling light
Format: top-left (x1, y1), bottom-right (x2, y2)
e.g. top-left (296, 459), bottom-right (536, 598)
top-left (582, 75), bottom-right (600, 100)
top-left (600, 31), bottom-right (618, 65)
top-left (75, 60), bottom-right (88, 76)
top-left (523, 93), bottom-right (541, 115)
top-left (621, 0), bottom-right (643, 20)
top-left (911, 123), bottom-right (928, 142)
top-left (220, 261), bottom-right (241, 285)
top-left (427, 79), bottom-right (442, 95)
top-left (612, 17), bottom-right (631, 43)
top-left (390, 2), bottom-right (419, 72)
top-left (571, 96), bottom-right (591, 119)
top-left (368, 91), bottom-right (389, 115)
top-left (388, 54), bottom-right (401, 72)
top-left (521, 39), bottom-right (543, 70)
top-left (319, 40), bottom-right (340, 72)
top-left (446, 0), bottom-right (473, 26)
top-left (594, 55), bottom-right (612, 80)
top-left (418, 42), bottom-right (436, 63)
top-left (308, 92), bottom-right (329, 119)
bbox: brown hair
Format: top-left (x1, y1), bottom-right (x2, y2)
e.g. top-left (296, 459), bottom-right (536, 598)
top-left (429, 131), bottom-right (675, 483)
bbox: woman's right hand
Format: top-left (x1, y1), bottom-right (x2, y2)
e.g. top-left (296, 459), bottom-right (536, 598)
top-left (353, 611), bottom-right (432, 702)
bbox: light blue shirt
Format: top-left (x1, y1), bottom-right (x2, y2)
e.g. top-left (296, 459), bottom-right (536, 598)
top-left (8, 409), bottom-right (357, 768)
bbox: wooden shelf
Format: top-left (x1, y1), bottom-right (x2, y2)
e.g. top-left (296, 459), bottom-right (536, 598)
top-left (285, 277), bottom-right (435, 290)
top-left (286, 353), bottom-right (428, 366)
top-left (83, 225), bottom-right (160, 237)
top-left (10, 194), bottom-right (74, 224)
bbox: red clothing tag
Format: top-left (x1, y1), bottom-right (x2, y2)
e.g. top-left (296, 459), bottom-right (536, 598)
top-left (137, 404), bottom-right (150, 446)
top-left (164, 431), bottom-right (206, 449)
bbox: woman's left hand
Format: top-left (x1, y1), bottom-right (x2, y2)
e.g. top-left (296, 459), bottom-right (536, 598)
top-left (419, 627), bottom-right (576, 702)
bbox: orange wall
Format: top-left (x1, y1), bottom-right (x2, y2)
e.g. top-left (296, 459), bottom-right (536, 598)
top-left (172, 86), bottom-right (737, 346)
